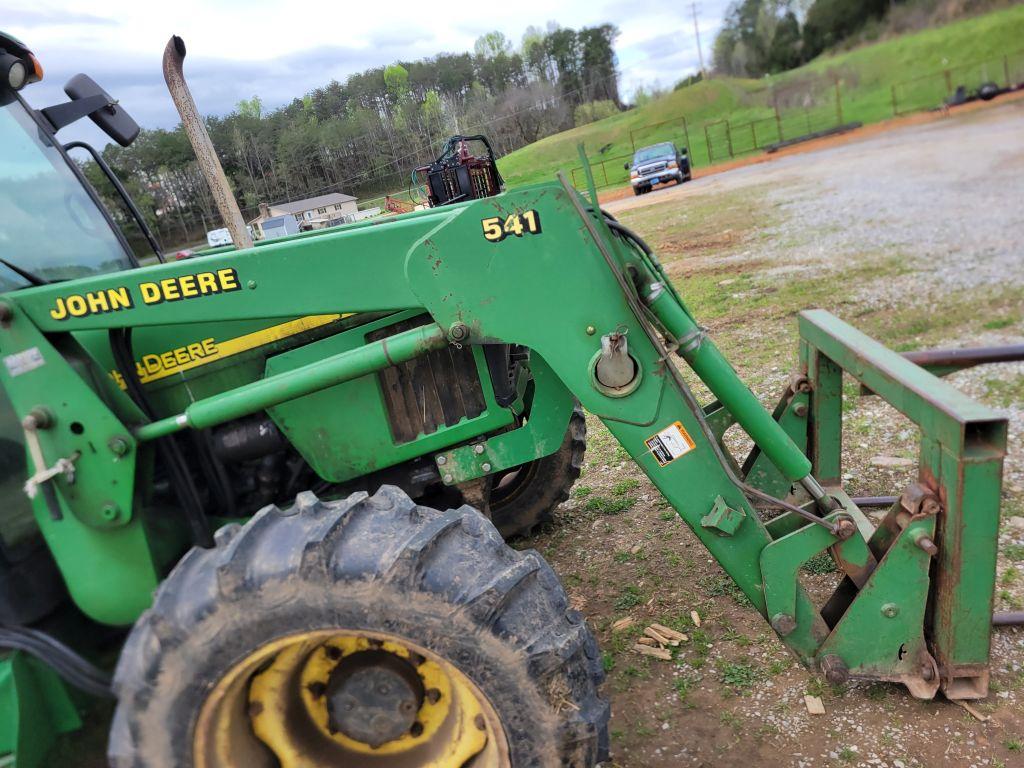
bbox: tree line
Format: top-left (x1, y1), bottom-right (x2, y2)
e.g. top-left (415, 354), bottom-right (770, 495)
top-left (90, 22), bottom-right (621, 251)
top-left (713, 0), bottom-right (901, 77)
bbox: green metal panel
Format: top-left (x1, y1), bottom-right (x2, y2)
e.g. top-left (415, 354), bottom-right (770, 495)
top-left (805, 342), bottom-right (843, 485)
top-left (264, 311), bottom-right (515, 482)
top-left (0, 307), bottom-right (157, 625)
top-left (434, 354), bottom-right (573, 484)
top-left (0, 653), bottom-right (81, 767)
top-left (817, 515), bottom-right (937, 694)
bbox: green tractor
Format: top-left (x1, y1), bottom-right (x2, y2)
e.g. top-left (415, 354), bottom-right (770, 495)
top-left (0, 31), bottom-right (1014, 768)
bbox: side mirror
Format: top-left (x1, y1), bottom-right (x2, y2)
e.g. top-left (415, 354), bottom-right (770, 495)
top-left (40, 74), bottom-right (140, 147)
top-left (65, 74), bottom-right (140, 146)
top-left (623, 162), bottom-right (630, 171)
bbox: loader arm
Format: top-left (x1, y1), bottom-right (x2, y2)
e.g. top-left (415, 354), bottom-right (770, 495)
top-left (0, 178), bottom-right (1005, 700)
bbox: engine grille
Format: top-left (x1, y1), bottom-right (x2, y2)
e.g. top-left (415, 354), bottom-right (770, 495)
top-left (368, 315), bottom-right (487, 444)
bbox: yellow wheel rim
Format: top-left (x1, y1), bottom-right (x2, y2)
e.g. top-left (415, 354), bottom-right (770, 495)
top-left (194, 630), bottom-right (510, 768)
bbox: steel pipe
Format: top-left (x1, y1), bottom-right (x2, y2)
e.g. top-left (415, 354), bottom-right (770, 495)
top-left (136, 323), bottom-right (447, 441)
top-left (994, 612), bottom-right (1024, 626)
top-left (904, 344), bottom-right (1024, 371)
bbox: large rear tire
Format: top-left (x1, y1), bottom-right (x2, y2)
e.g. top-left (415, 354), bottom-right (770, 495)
top-left (109, 486), bottom-right (608, 767)
top-left (487, 406), bottom-right (585, 539)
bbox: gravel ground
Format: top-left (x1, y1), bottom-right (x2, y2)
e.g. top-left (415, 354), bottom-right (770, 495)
top-left (548, 97), bottom-right (1024, 767)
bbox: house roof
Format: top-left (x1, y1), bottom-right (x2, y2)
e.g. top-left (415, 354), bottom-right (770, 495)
top-left (271, 192), bottom-right (356, 214)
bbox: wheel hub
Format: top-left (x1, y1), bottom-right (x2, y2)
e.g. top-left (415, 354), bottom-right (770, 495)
top-left (325, 650), bottom-right (424, 747)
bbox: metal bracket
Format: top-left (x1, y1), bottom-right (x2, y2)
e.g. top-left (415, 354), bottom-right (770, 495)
top-left (22, 413), bottom-right (77, 505)
top-left (701, 495), bottom-right (746, 537)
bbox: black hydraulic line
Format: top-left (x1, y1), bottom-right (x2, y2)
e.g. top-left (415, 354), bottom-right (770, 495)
top-left (0, 625), bottom-right (114, 698)
top-left (109, 329), bottom-right (213, 547)
top-left (851, 495), bottom-right (899, 507)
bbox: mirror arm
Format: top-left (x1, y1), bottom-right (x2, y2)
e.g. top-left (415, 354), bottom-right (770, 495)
top-left (38, 94), bottom-right (112, 133)
top-left (63, 140), bottom-right (166, 264)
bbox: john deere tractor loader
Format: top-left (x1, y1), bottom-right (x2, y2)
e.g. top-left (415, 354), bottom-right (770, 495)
top-left (0, 31), bottom-right (1013, 768)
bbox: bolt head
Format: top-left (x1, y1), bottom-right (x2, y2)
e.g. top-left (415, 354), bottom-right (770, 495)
top-left (443, 474), bottom-right (453, 484)
top-left (881, 602), bottom-right (899, 618)
top-left (481, 462), bottom-right (492, 472)
top-left (436, 455), bottom-right (446, 465)
top-left (100, 503), bottom-right (120, 522)
top-left (586, 325), bottom-right (596, 336)
top-left (793, 403), bottom-right (808, 417)
top-left (108, 437), bottom-right (130, 457)
top-left (448, 322), bottom-right (470, 342)
top-left (473, 444), bottom-right (485, 454)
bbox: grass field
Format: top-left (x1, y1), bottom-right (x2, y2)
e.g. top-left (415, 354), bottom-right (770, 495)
top-left (497, 4), bottom-right (1024, 189)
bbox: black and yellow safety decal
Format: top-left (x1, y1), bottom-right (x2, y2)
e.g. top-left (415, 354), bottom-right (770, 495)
top-left (481, 210), bottom-right (541, 242)
top-left (109, 313), bottom-right (354, 388)
top-left (49, 268), bottom-right (242, 320)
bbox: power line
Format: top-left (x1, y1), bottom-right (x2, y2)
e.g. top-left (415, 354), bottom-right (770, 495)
top-left (692, 3), bottom-right (707, 77)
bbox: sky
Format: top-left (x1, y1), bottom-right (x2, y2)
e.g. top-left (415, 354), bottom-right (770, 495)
top-left (3, 0), bottom-right (730, 146)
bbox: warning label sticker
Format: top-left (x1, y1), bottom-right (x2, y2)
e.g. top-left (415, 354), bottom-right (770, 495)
top-left (645, 421), bottom-right (696, 467)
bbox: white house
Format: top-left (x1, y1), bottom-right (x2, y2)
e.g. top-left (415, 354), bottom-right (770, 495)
top-left (250, 192), bottom-right (359, 239)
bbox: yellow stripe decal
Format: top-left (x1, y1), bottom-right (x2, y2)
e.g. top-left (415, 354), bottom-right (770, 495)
top-left (112, 313), bottom-right (353, 387)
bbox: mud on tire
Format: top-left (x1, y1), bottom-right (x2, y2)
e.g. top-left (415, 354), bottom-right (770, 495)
top-left (109, 485), bottom-right (608, 767)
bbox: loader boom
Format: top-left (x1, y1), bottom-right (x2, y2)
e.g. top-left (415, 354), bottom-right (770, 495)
top-left (0, 175), bottom-right (1005, 703)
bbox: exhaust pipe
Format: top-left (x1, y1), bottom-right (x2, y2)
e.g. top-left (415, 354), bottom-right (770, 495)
top-left (162, 36), bottom-right (253, 250)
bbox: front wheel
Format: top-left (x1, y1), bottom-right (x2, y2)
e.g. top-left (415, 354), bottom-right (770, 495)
top-left (109, 486), bottom-right (608, 768)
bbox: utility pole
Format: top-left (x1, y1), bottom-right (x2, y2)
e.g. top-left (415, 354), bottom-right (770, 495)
top-left (691, 3), bottom-right (706, 78)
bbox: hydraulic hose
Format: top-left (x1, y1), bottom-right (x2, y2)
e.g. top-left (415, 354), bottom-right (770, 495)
top-left (0, 625), bottom-right (114, 698)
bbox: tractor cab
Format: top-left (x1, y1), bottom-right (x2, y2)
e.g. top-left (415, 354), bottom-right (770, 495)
top-left (0, 32), bottom-right (144, 291)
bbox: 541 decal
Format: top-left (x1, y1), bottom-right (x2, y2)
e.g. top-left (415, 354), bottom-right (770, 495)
top-left (481, 210), bottom-right (541, 242)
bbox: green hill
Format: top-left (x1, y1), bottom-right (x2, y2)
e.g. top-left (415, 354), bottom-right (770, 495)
top-left (498, 4), bottom-right (1024, 188)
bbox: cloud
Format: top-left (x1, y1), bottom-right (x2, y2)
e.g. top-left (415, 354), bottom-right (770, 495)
top-left (12, 0), bottom-right (734, 148)
top-left (3, 8), bottom-right (116, 27)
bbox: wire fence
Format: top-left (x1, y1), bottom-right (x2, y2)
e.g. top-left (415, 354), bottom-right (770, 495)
top-left (891, 50), bottom-right (1024, 115)
top-left (568, 48), bottom-right (1024, 192)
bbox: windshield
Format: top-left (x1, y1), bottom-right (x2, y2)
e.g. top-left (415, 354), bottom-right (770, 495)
top-left (0, 94), bottom-right (132, 291)
top-left (634, 144), bottom-right (674, 164)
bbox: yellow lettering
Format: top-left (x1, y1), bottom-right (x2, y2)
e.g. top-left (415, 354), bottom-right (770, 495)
top-left (142, 354), bottom-right (162, 374)
top-left (160, 278), bottom-right (180, 301)
top-left (140, 282), bottom-right (161, 304)
top-left (179, 274), bottom-right (198, 298)
top-left (66, 296), bottom-right (88, 316)
top-left (202, 338), bottom-right (217, 355)
top-left (186, 342), bottom-right (204, 359)
top-left (160, 351), bottom-right (175, 370)
top-left (197, 272), bottom-right (217, 294)
top-left (86, 291), bottom-right (110, 314)
top-left (174, 347), bottom-right (190, 365)
top-left (50, 297), bottom-right (68, 320)
top-left (217, 268), bottom-right (240, 292)
top-left (109, 287), bottom-right (132, 310)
